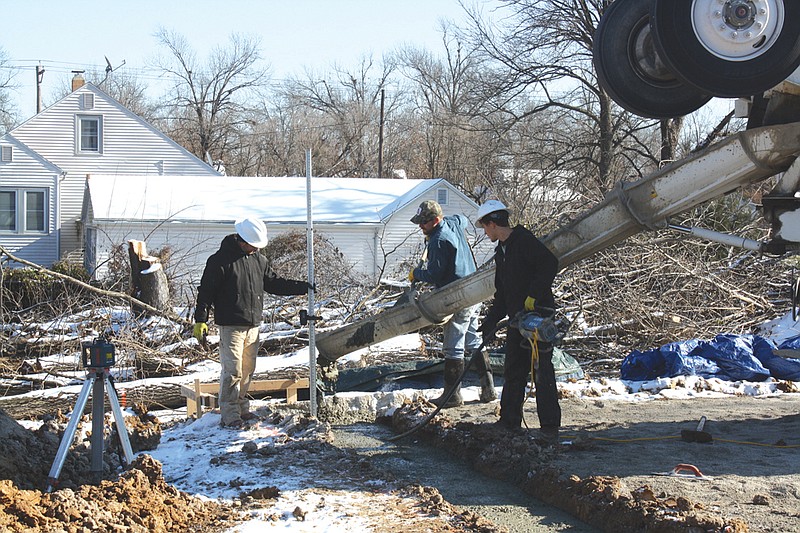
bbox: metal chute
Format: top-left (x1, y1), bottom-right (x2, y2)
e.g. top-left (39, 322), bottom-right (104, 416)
top-left (316, 123), bottom-right (800, 363)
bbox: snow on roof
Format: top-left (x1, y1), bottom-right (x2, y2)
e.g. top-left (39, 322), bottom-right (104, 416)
top-left (86, 175), bottom-right (445, 224)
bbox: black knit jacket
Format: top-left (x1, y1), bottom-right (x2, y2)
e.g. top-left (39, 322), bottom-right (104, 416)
top-left (484, 225), bottom-right (558, 326)
top-left (194, 234), bottom-right (307, 326)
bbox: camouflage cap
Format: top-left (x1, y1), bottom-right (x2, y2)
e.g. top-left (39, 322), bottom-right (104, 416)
top-left (410, 200), bottom-right (443, 224)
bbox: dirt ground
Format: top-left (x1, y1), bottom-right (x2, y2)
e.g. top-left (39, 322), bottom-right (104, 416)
top-left (0, 390), bottom-right (798, 532)
top-left (386, 391), bottom-right (800, 532)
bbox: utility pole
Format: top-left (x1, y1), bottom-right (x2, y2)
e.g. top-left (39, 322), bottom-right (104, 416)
top-left (35, 64), bottom-right (45, 114)
top-left (378, 88), bottom-right (385, 178)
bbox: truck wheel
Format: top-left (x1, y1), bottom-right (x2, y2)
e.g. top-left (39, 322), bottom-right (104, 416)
top-left (652, 0), bottom-right (800, 97)
top-left (593, 0), bottom-right (711, 118)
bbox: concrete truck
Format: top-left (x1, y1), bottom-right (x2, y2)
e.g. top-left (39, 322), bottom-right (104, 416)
top-left (315, 0), bottom-right (800, 367)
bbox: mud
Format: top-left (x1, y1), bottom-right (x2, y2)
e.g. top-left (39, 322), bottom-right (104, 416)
top-left (0, 404), bottom-right (160, 491)
top-left (0, 406), bottom-right (236, 532)
top-left (1, 390), bottom-right (797, 532)
top-left (331, 422), bottom-right (599, 532)
top-left (387, 394), bottom-right (800, 532)
top-left (0, 455), bottom-right (235, 532)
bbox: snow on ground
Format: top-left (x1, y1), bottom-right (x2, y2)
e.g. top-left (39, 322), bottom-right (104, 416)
top-left (9, 308), bottom-right (800, 531)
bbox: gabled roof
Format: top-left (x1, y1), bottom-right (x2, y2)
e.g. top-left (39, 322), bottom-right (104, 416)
top-left (86, 175), bottom-right (463, 224)
top-left (10, 83), bottom-right (219, 176)
top-left (0, 134), bottom-right (63, 174)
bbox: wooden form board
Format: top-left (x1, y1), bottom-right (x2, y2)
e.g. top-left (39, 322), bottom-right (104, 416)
top-left (180, 377), bottom-right (310, 418)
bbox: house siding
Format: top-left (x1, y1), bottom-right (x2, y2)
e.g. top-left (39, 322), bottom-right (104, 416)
top-left (83, 176), bottom-right (487, 287)
top-left (9, 84), bottom-right (218, 259)
top-left (0, 139), bottom-right (60, 266)
top-left (86, 220), bottom-right (381, 287)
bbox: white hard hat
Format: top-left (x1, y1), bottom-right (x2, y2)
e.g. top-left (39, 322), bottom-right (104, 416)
top-left (234, 218), bottom-right (269, 248)
top-left (475, 200), bottom-right (509, 226)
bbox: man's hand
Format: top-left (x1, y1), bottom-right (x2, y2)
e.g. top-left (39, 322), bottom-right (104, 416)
top-left (306, 281), bottom-right (316, 292)
top-left (193, 322), bottom-right (208, 342)
top-left (408, 269), bottom-right (415, 283)
top-left (524, 296), bottom-right (536, 312)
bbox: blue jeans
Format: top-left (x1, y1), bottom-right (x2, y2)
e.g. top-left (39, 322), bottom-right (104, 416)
top-left (443, 304), bottom-right (481, 360)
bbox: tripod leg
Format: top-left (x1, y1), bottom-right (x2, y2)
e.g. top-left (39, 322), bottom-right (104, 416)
top-left (91, 374), bottom-right (105, 476)
top-left (47, 376), bottom-right (96, 492)
top-left (105, 375), bottom-right (134, 465)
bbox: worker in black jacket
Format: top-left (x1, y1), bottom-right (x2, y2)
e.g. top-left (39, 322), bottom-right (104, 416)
top-left (193, 218), bottom-right (311, 428)
top-left (476, 200), bottom-right (561, 440)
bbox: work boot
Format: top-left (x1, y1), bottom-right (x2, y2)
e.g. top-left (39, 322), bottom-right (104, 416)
top-left (476, 349), bottom-right (497, 403)
top-left (535, 426), bottom-right (560, 445)
top-left (432, 359), bottom-right (464, 408)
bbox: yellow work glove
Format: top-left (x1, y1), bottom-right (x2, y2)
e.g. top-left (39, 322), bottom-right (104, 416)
top-left (408, 269), bottom-right (415, 283)
top-left (193, 322), bottom-right (208, 342)
top-left (524, 296), bottom-right (536, 312)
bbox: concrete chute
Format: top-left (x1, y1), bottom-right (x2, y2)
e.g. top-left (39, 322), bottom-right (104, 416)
top-left (315, 123), bottom-right (800, 363)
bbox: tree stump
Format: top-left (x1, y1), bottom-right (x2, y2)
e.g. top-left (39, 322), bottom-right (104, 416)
top-left (128, 240), bottom-right (169, 315)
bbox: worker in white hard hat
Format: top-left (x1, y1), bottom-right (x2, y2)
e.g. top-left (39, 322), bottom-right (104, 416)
top-left (476, 200), bottom-right (561, 441)
top-left (193, 217), bottom-right (313, 428)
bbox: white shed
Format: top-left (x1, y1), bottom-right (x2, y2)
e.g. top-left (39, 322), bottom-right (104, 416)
top-left (82, 175), bottom-right (494, 286)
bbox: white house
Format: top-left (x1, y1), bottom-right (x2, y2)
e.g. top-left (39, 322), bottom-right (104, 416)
top-left (82, 175), bottom-right (494, 285)
top-left (0, 78), bottom-right (219, 266)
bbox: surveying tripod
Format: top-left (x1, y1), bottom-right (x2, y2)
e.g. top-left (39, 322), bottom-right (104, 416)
top-left (46, 338), bottom-right (133, 492)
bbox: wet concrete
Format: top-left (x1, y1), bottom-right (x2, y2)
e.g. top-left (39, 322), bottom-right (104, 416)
top-left (332, 423), bottom-right (599, 533)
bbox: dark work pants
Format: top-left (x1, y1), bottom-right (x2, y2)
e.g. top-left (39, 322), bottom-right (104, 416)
top-left (500, 328), bottom-right (561, 429)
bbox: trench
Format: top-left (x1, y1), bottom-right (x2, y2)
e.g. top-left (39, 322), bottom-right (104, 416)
top-left (332, 422), bottom-right (600, 532)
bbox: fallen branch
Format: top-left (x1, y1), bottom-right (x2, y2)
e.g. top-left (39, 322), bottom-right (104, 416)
top-left (0, 245), bottom-right (190, 326)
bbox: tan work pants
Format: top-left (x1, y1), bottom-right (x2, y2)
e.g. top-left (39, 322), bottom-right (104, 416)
top-left (218, 325), bottom-right (259, 425)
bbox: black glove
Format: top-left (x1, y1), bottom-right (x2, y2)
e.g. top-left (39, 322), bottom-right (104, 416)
top-left (306, 282), bottom-right (316, 292)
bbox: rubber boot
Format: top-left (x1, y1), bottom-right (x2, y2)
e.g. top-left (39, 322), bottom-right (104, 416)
top-left (432, 359), bottom-right (464, 408)
top-left (476, 350), bottom-right (497, 403)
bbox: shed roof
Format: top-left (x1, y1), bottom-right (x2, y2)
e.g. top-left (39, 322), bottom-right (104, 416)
top-left (86, 175), bottom-right (457, 224)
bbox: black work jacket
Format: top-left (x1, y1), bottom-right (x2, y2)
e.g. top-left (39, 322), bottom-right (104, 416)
top-left (485, 225), bottom-right (558, 325)
top-left (194, 234), bottom-right (307, 326)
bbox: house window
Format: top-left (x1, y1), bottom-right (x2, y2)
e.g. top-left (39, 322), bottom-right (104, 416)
top-left (0, 191), bottom-right (15, 231)
top-left (26, 191), bottom-right (46, 232)
top-left (1, 145), bottom-right (11, 162)
top-left (0, 188), bottom-right (48, 234)
top-left (77, 115), bottom-right (102, 153)
top-left (436, 188), bottom-right (449, 205)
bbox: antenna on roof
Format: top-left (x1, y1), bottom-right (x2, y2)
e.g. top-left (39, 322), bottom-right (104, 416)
top-left (100, 57), bottom-right (126, 86)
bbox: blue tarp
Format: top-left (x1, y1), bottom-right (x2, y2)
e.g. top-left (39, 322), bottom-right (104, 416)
top-left (621, 334), bottom-right (800, 382)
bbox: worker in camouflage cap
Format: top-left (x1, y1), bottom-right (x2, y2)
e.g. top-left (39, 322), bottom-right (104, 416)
top-left (408, 200), bottom-right (496, 407)
top-left (410, 200), bottom-right (444, 224)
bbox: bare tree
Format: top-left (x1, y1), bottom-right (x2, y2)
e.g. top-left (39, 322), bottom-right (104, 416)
top-left (397, 23), bottom-right (505, 197)
top-left (99, 70), bottom-right (157, 121)
top-left (152, 28), bottom-right (269, 164)
top-left (458, 0), bottom-right (711, 197)
top-left (0, 48), bottom-right (19, 133)
top-left (281, 55), bottom-right (401, 177)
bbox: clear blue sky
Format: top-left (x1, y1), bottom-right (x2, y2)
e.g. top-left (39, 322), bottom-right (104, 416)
top-left (2, 0), bottom-right (480, 119)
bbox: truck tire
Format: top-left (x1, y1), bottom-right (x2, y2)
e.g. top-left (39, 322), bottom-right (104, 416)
top-left (593, 0), bottom-right (711, 118)
top-left (652, 0), bottom-right (800, 97)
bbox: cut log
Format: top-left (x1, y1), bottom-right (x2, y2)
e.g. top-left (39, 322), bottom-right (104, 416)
top-left (0, 381), bottom-right (186, 419)
top-left (0, 366), bottom-right (309, 419)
